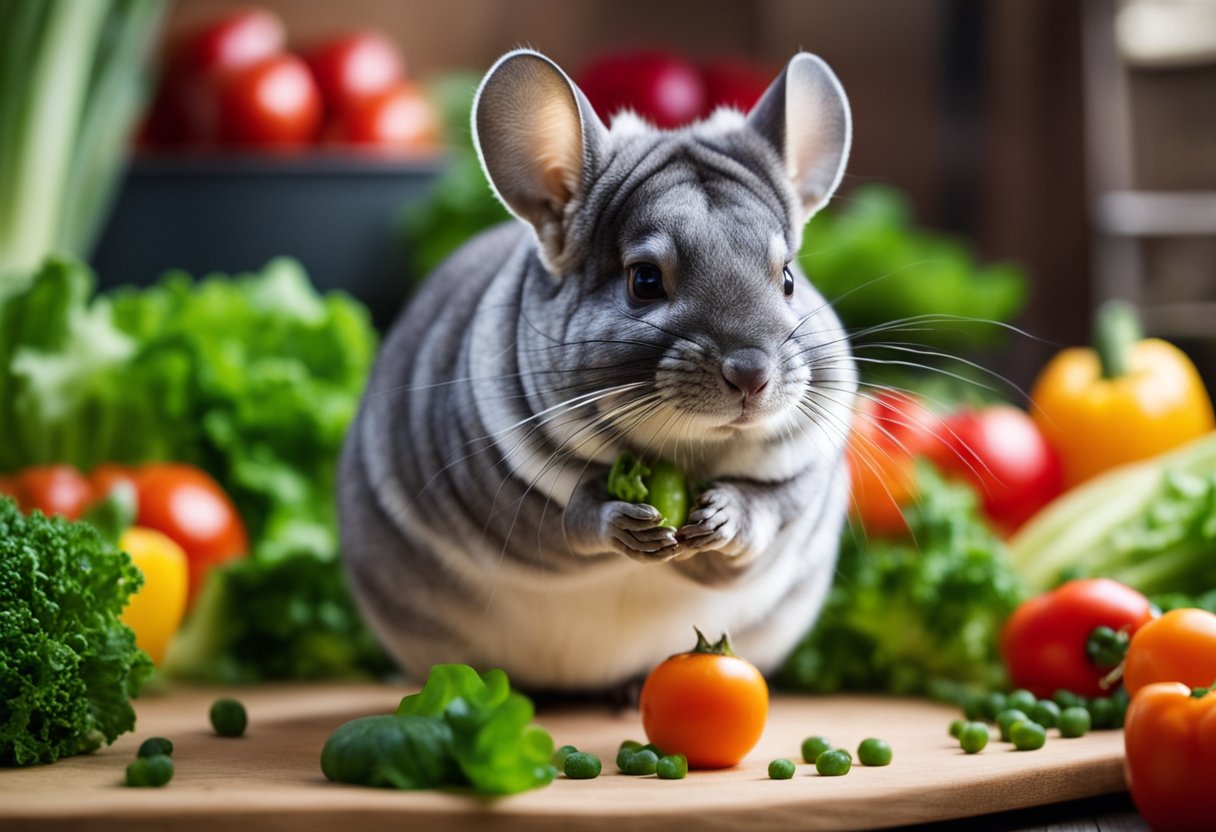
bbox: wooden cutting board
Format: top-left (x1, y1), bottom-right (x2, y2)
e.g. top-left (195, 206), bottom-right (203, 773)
top-left (0, 683), bottom-right (1126, 831)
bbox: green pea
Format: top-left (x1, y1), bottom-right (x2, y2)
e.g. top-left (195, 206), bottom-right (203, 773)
top-left (563, 751), bottom-right (601, 779)
top-left (949, 719), bottom-right (966, 738)
top-left (801, 735), bottom-right (832, 764)
top-left (1052, 689), bottom-right (1081, 710)
top-left (1030, 700), bottom-right (1061, 729)
top-left (126, 754), bottom-right (174, 787)
top-left (1111, 688), bottom-right (1130, 727)
top-left (1058, 706), bottom-right (1091, 738)
top-left (815, 749), bottom-right (851, 776)
top-left (1006, 689), bottom-right (1037, 713)
top-left (209, 698), bottom-right (247, 737)
top-left (656, 754), bottom-right (687, 780)
top-left (961, 694), bottom-right (986, 722)
top-left (1010, 720), bottom-right (1047, 751)
top-left (622, 749), bottom-right (659, 776)
top-left (768, 758), bottom-right (796, 780)
top-left (857, 738), bottom-right (892, 766)
top-left (996, 708), bottom-right (1031, 742)
top-left (619, 739), bottom-right (644, 753)
top-left (959, 722), bottom-right (989, 754)
top-left (1087, 696), bottom-right (1116, 730)
top-left (552, 744), bottom-right (578, 769)
top-left (641, 742), bottom-right (664, 758)
top-left (646, 461), bottom-right (690, 528)
top-left (137, 737), bottom-right (173, 758)
top-left (980, 691), bottom-right (1008, 722)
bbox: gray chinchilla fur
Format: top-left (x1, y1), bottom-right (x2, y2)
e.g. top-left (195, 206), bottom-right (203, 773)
top-left (339, 48), bottom-right (856, 692)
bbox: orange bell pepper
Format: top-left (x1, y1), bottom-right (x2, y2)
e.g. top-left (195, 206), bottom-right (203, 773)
top-left (1124, 608), bottom-right (1216, 698)
top-left (1030, 300), bottom-right (1214, 488)
top-left (1124, 682), bottom-right (1216, 831)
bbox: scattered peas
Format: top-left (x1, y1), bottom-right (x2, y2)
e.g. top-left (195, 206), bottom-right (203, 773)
top-left (209, 698), bottom-right (247, 737)
top-left (1010, 720), bottom-right (1047, 751)
top-left (961, 694), bottom-right (986, 722)
top-left (1052, 689), bottom-right (1081, 710)
top-left (563, 751), bottom-right (601, 779)
top-left (1111, 688), bottom-right (1130, 726)
top-left (622, 749), bottom-right (659, 776)
top-left (959, 722), bottom-right (989, 754)
top-left (137, 737), bottom-right (173, 758)
top-left (815, 749), bottom-right (851, 776)
top-left (980, 691), bottom-right (1008, 722)
top-left (857, 738), bottom-right (892, 767)
top-left (949, 719), bottom-right (966, 738)
top-left (996, 708), bottom-right (1031, 742)
top-left (656, 754), bottom-right (687, 780)
top-left (126, 754), bottom-right (174, 787)
top-left (801, 735), bottom-right (832, 764)
top-left (768, 758), bottom-right (796, 780)
top-left (641, 743), bottom-right (664, 758)
top-left (619, 739), bottom-right (644, 753)
top-left (616, 748), bottom-right (635, 772)
top-left (1058, 706), bottom-right (1091, 738)
top-left (1030, 700), bottom-right (1061, 729)
top-left (1087, 696), bottom-right (1116, 730)
top-left (1006, 689), bottom-right (1037, 713)
top-left (552, 744), bottom-right (578, 769)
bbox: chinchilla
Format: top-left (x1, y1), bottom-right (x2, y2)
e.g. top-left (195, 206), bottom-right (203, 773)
top-left (339, 48), bottom-right (856, 692)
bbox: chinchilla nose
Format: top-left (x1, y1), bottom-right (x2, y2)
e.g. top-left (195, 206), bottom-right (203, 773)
top-left (721, 347), bottom-right (771, 398)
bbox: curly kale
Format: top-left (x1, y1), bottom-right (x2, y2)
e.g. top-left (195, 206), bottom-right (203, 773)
top-left (0, 498), bottom-right (152, 766)
top-left (779, 466), bottom-right (1026, 700)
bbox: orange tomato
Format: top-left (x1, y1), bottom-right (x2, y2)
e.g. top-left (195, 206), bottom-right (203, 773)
top-left (1123, 681), bottom-right (1216, 831)
top-left (846, 392), bottom-right (939, 536)
top-left (1124, 608), bottom-right (1216, 698)
top-left (639, 630), bottom-right (768, 769)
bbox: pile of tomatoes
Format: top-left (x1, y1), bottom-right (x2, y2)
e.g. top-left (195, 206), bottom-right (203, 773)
top-left (143, 8), bottom-right (439, 151)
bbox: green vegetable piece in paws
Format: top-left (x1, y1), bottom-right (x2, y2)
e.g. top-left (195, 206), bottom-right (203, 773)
top-left (606, 454), bottom-right (650, 504)
top-left (563, 752), bottom-right (601, 779)
top-left (126, 755), bottom-right (174, 787)
top-left (768, 758), bottom-right (796, 780)
top-left (656, 754), bottom-right (687, 780)
top-left (605, 453), bottom-right (690, 528)
top-left (137, 737), bottom-right (174, 758)
top-left (210, 698), bottom-right (247, 737)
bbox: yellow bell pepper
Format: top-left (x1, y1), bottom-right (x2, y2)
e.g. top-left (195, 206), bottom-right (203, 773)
top-left (119, 526), bottom-right (188, 664)
top-left (1031, 301), bottom-right (1214, 488)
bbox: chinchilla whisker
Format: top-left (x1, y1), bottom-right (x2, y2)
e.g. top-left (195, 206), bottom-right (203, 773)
top-left (799, 394), bottom-right (919, 504)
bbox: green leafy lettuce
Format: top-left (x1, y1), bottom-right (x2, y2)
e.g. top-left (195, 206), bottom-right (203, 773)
top-left (322, 664), bottom-right (555, 795)
top-left (1, 498), bottom-right (153, 766)
top-left (779, 466), bottom-right (1026, 700)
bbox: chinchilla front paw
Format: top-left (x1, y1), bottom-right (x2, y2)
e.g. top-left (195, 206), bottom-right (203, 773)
top-left (674, 486), bottom-right (747, 557)
top-left (602, 501), bottom-right (681, 562)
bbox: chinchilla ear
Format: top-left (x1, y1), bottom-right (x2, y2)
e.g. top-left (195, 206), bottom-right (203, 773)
top-left (473, 49), bottom-right (607, 273)
top-left (746, 53), bottom-right (851, 222)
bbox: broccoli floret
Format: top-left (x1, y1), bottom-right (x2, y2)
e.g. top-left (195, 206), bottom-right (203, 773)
top-left (0, 498), bottom-right (152, 766)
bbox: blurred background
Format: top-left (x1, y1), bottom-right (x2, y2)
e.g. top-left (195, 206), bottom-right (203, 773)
top-left (78, 0), bottom-right (1212, 389)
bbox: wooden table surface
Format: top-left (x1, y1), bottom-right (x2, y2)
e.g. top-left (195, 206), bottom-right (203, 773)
top-left (0, 683), bottom-right (1137, 831)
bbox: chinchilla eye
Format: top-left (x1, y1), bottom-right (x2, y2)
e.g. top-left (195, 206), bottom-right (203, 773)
top-left (628, 263), bottom-right (667, 303)
top-left (783, 265), bottom-right (795, 297)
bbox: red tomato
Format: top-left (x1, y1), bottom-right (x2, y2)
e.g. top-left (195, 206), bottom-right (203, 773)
top-left (331, 82), bottom-right (440, 148)
top-left (699, 59), bottom-right (771, 115)
top-left (305, 32), bottom-right (404, 115)
top-left (13, 465), bottom-right (93, 520)
top-left (930, 405), bottom-right (1063, 533)
top-left (576, 52), bottom-right (707, 129)
top-left (88, 463), bottom-right (137, 500)
top-left (1001, 578), bottom-right (1153, 699)
top-left (846, 391), bottom-right (940, 536)
top-left (181, 8), bottom-right (286, 74)
top-left (216, 53), bottom-right (323, 147)
top-left (133, 463), bottom-right (248, 605)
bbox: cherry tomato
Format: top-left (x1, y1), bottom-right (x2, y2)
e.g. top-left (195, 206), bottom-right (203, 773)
top-left (88, 463), bottom-right (137, 501)
top-left (930, 405), bottom-right (1063, 533)
top-left (1001, 578), bottom-right (1153, 699)
top-left (182, 8), bottom-right (286, 74)
top-left (216, 53), bottom-right (323, 147)
top-left (0, 475), bottom-right (16, 502)
top-left (699, 59), bottom-right (771, 115)
top-left (305, 32), bottom-right (404, 115)
top-left (1124, 608), bottom-right (1216, 697)
top-left (576, 52), bottom-right (707, 129)
top-left (639, 630), bottom-right (768, 769)
top-left (12, 465), bottom-right (93, 520)
top-left (331, 82), bottom-right (440, 149)
top-left (133, 463), bottom-right (248, 605)
top-left (846, 391), bottom-right (940, 536)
